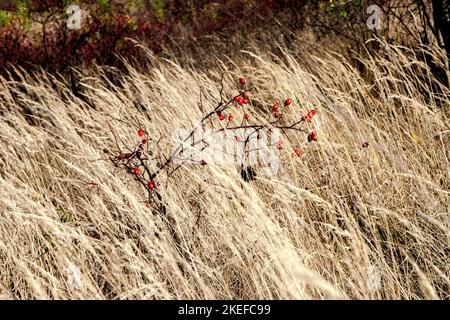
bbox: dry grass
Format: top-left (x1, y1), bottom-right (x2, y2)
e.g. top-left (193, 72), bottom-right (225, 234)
top-left (0, 38), bottom-right (448, 300)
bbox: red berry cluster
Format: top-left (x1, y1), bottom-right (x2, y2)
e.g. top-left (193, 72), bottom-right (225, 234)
top-left (267, 97), bottom-right (318, 157)
top-left (102, 128), bottom-right (158, 195)
top-left (272, 98), bottom-right (293, 119)
top-left (216, 77), bottom-right (252, 129)
top-left (101, 75), bottom-right (319, 212)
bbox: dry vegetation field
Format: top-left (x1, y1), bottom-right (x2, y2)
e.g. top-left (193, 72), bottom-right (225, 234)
top-left (0, 36), bottom-right (449, 299)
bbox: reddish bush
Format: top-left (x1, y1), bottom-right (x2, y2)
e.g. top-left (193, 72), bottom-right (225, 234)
top-left (0, 1), bottom-right (299, 72)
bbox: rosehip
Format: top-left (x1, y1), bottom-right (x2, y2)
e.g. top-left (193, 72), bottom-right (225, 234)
top-left (307, 109), bottom-right (316, 122)
top-left (142, 139), bottom-right (148, 144)
top-left (272, 103), bottom-right (279, 111)
top-left (284, 98), bottom-right (292, 106)
top-left (229, 114), bottom-right (234, 122)
top-left (138, 128), bottom-right (144, 137)
top-left (242, 99), bottom-right (249, 105)
top-left (242, 90), bottom-right (248, 98)
top-left (147, 181), bottom-right (155, 190)
top-left (234, 96), bottom-right (243, 103)
top-left (294, 148), bottom-right (301, 157)
top-left (89, 180), bottom-right (97, 186)
top-left (274, 112), bottom-right (282, 118)
top-left (201, 160), bottom-right (207, 166)
top-left (308, 131), bottom-right (318, 142)
top-left (244, 113), bottom-right (251, 120)
top-left (219, 114), bottom-right (225, 121)
top-left (239, 77), bottom-right (246, 85)
top-left (133, 167), bottom-right (141, 175)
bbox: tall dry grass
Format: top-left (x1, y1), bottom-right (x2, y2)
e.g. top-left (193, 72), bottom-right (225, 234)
top-left (0, 38), bottom-right (448, 299)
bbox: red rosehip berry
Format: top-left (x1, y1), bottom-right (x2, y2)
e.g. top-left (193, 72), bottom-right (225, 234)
top-left (242, 99), bottom-right (249, 105)
top-left (201, 160), bottom-right (207, 166)
top-left (229, 114), bottom-right (234, 122)
top-left (242, 90), bottom-right (248, 98)
top-left (308, 131), bottom-right (318, 142)
top-left (133, 167), bottom-right (141, 175)
top-left (307, 109), bottom-right (316, 122)
top-left (142, 139), bottom-right (148, 144)
top-left (274, 112), bottom-right (282, 118)
top-left (284, 98), bottom-right (292, 106)
top-left (294, 148), bottom-right (301, 157)
top-left (117, 153), bottom-right (123, 160)
top-left (244, 113), bottom-right (251, 120)
top-left (272, 103), bottom-right (279, 111)
top-left (89, 180), bottom-right (97, 186)
top-left (138, 128), bottom-right (144, 137)
top-left (234, 96), bottom-right (243, 103)
top-left (219, 114), bottom-right (225, 121)
top-left (239, 77), bottom-right (246, 85)
top-left (147, 181), bottom-right (155, 190)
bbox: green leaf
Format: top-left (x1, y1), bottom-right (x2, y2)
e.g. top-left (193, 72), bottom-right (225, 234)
top-left (59, 208), bottom-right (74, 223)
